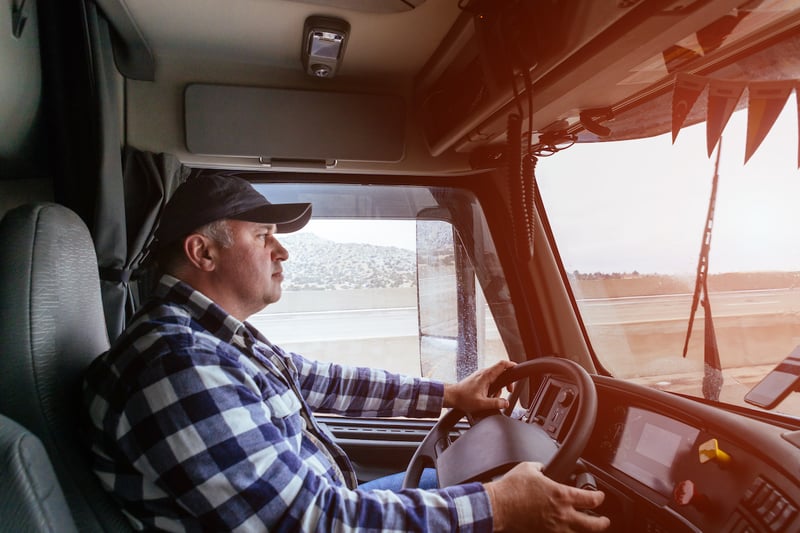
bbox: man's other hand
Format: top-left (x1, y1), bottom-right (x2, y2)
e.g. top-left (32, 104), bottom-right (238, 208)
top-left (485, 462), bottom-right (611, 532)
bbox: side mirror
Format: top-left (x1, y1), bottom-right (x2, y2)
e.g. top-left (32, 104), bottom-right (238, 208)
top-left (416, 219), bottom-right (484, 381)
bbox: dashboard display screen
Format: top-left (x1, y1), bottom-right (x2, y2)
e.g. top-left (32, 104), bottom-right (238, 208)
top-left (611, 407), bottom-right (699, 495)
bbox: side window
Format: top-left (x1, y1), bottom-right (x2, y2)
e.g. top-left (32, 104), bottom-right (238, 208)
top-left (250, 218), bottom-right (510, 380)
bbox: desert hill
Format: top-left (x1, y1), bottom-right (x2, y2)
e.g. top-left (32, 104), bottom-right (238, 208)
top-left (277, 233), bottom-right (800, 296)
top-left (279, 233), bottom-right (416, 290)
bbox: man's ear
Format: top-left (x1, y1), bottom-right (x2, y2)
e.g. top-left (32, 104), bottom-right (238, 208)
top-left (183, 234), bottom-right (216, 271)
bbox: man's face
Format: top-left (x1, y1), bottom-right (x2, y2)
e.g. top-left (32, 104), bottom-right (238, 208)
top-left (211, 220), bottom-right (288, 319)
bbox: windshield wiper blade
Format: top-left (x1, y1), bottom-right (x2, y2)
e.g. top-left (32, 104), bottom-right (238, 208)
top-left (682, 142), bottom-right (724, 401)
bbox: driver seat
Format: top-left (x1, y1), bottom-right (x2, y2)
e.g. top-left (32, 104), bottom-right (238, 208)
top-left (0, 203), bottom-right (133, 531)
top-left (0, 413), bottom-right (76, 531)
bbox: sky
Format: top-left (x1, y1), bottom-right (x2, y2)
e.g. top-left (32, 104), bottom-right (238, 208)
top-left (295, 94), bottom-right (800, 276)
top-left (536, 94), bottom-right (800, 275)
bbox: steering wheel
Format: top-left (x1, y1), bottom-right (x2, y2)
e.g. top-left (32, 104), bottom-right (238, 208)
top-left (402, 357), bottom-right (597, 489)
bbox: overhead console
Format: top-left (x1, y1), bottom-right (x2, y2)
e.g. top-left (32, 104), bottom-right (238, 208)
top-left (414, 0), bottom-right (570, 157)
top-left (414, 0), bottom-right (749, 158)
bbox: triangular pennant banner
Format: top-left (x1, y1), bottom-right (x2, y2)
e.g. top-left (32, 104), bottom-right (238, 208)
top-left (745, 80), bottom-right (794, 164)
top-left (672, 72), bottom-right (707, 143)
top-left (671, 73), bottom-right (800, 163)
top-left (706, 79), bottom-right (745, 157)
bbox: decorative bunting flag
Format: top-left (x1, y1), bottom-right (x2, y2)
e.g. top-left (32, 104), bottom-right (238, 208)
top-left (706, 79), bottom-right (745, 157)
top-left (745, 80), bottom-right (794, 164)
top-left (669, 74), bottom-right (800, 166)
top-left (672, 72), bottom-right (707, 143)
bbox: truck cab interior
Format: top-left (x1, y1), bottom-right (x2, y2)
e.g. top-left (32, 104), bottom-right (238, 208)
top-left (2, 0), bottom-right (800, 531)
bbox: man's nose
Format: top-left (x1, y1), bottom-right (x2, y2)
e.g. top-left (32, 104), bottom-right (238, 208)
top-left (273, 239), bottom-right (289, 261)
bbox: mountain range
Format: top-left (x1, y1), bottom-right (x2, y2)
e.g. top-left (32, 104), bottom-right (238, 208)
top-left (278, 233), bottom-right (416, 290)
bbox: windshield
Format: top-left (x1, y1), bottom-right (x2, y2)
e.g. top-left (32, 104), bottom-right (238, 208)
top-left (538, 95), bottom-right (800, 418)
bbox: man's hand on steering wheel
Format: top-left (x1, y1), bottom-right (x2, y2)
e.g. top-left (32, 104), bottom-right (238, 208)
top-left (406, 357), bottom-right (610, 530)
top-left (443, 360), bottom-right (517, 413)
top-left (485, 462), bottom-right (610, 532)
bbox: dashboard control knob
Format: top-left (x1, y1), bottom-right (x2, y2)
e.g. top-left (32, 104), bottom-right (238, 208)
top-left (557, 388), bottom-right (575, 406)
top-left (673, 479), bottom-right (709, 509)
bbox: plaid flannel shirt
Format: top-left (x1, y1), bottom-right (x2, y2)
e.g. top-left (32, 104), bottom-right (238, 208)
top-left (83, 275), bottom-right (493, 532)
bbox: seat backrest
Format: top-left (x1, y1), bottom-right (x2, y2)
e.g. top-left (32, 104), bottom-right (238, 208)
top-left (0, 203), bottom-right (133, 531)
top-left (0, 414), bottom-right (77, 532)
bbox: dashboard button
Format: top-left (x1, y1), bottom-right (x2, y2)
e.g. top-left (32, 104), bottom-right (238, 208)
top-left (673, 479), bottom-right (708, 509)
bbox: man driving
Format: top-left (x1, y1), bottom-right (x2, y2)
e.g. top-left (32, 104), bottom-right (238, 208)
top-left (83, 173), bottom-right (610, 532)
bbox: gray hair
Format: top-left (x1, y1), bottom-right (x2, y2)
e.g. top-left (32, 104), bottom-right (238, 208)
top-left (197, 219), bottom-right (234, 248)
top-left (155, 218), bottom-right (234, 275)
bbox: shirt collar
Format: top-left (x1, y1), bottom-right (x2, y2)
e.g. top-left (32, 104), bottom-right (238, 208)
top-left (154, 274), bottom-right (247, 344)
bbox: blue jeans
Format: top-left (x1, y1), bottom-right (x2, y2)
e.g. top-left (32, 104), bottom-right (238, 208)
top-left (359, 468), bottom-right (438, 491)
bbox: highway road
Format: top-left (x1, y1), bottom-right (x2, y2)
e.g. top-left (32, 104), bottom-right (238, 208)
top-left (249, 288), bottom-right (800, 342)
top-left (578, 288), bottom-right (800, 325)
top-left (247, 287), bottom-right (800, 415)
top-left (250, 306), bottom-right (419, 342)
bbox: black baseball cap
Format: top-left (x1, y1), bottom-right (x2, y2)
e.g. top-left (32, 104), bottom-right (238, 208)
top-left (154, 174), bottom-right (312, 245)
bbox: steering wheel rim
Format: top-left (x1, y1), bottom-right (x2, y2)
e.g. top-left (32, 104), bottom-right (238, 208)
top-left (402, 357), bottom-right (597, 489)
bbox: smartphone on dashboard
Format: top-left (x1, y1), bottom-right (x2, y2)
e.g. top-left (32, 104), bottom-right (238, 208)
top-left (745, 345), bottom-right (800, 410)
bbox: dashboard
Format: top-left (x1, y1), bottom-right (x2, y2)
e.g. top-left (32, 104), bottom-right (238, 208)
top-left (524, 374), bottom-right (800, 532)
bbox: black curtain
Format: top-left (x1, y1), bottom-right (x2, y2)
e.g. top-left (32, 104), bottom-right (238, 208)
top-left (87, 5), bottom-right (189, 341)
top-left (95, 147), bottom-right (189, 341)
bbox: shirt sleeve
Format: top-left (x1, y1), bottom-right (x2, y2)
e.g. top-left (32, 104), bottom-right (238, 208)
top-left (119, 342), bottom-right (493, 532)
top-left (287, 351), bottom-right (445, 418)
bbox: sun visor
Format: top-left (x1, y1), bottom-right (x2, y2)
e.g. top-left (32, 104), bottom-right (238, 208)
top-left (184, 84), bottom-right (405, 163)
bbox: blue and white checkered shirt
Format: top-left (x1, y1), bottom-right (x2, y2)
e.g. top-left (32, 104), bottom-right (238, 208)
top-left (83, 275), bottom-right (493, 531)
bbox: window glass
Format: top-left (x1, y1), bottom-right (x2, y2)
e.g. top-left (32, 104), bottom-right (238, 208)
top-left (250, 219), bottom-right (422, 376)
top-left (537, 97), bottom-right (800, 417)
top-left (249, 184), bottom-right (518, 381)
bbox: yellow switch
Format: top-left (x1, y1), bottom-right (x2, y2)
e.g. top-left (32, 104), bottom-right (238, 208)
top-left (698, 438), bottom-right (731, 464)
